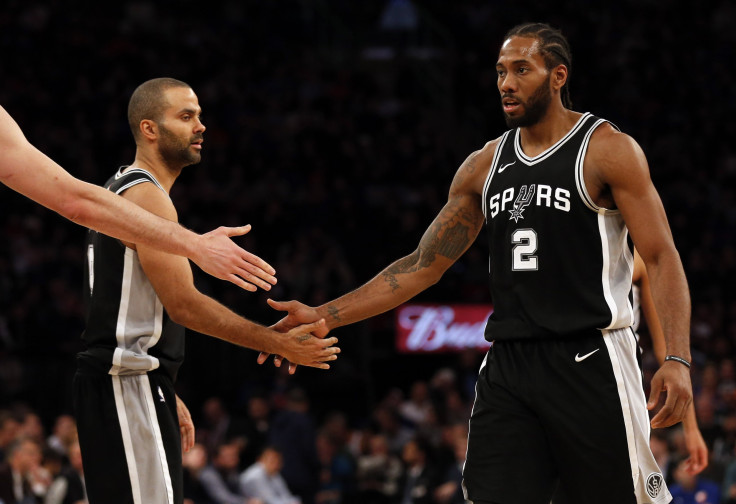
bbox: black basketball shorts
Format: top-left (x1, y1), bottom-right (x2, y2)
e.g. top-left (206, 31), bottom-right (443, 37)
top-left (73, 365), bottom-right (183, 504)
top-left (462, 327), bottom-right (670, 504)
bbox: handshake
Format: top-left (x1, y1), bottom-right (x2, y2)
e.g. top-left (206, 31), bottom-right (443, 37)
top-left (260, 298), bottom-right (338, 374)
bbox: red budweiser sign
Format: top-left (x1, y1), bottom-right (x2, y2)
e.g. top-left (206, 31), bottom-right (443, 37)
top-left (395, 304), bottom-right (493, 353)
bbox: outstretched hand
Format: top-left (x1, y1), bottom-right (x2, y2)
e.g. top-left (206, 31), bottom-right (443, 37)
top-left (648, 360), bottom-right (693, 429)
top-left (258, 299), bottom-right (330, 374)
top-left (194, 225), bottom-right (277, 292)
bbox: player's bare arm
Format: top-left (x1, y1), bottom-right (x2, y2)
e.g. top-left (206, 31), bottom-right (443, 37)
top-left (0, 105), bottom-right (275, 292)
top-left (586, 124), bottom-right (692, 428)
top-left (120, 182), bottom-right (339, 370)
top-left (316, 144), bottom-right (492, 328)
top-left (634, 250), bottom-right (708, 473)
top-left (259, 141), bottom-right (496, 372)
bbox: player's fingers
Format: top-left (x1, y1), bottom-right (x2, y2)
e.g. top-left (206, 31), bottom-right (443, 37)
top-left (267, 298), bottom-right (291, 312)
top-left (320, 347), bottom-right (341, 358)
top-left (296, 319), bottom-right (326, 335)
top-left (288, 362), bottom-right (298, 374)
top-left (223, 224), bottom-right (252, 237)
top-left (317, 336), bottom-right (338, 347)
top-left (236, 260), bottom-right (277, 285)
top-left (233, 267), bottom-right (272, 291)
top-left (651, 393), bottom-right (683, 428)
top-left (240, 250), bottom-right (276, 277)
top-left (647, 374), bottom-right (663, 410)
top-left (273, 355), bottom-right (283, 367)
top-left (257, 352), bottom-right (270, 365)
top-left (227, 274), bottom-right (257, 292)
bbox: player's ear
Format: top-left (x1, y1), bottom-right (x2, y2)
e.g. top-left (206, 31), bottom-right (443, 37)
top-left (139, 119), bottom-right (158, 141)
top-left (551, 64), bottom-right (568, 91)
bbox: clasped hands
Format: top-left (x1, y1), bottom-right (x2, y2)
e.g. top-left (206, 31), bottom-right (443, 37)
top-left (258, 298), bottom-right (332, 374)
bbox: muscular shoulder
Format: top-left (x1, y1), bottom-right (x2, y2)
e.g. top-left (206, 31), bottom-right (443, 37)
top-left (449, 137), bottom-right (502, 197)
top-left (118, 183), bottom-right (177, 251)
top-left (585, 123), bottom-right (649, 185)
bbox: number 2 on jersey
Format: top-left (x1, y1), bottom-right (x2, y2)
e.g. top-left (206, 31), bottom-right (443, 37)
top-left (512, 228), bottom-right (538, 271)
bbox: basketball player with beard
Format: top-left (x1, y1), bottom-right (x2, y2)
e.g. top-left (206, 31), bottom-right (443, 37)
top-left (74, 78), bottom-right (340, 504)
top-left (259, 23), bottom-right (692, 503)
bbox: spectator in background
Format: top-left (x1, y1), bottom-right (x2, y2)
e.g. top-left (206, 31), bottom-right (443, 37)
top-left (241, 395), bottom-right (272, 469)
top-left (355, 433), bottom-right (402, 504)
top-left (433, 431), bottom-right (467, 504)
top-left (0, 436), bottom-right (47, 504)
top-left (398, 381), bottom-right (432, 428)
top-left (268, 389), bottom-right (318, 504)
top-left (314, 431), bottom-right (355, 504)
top-left (45, 416), bottom-right (76, 460)
top-left (398, 437), bottom-right (438, 504)
top-left (669, 456), bottom-right (721, 504)
top-left (200, 397), bottom-right (249, 460)
top-left (44, 441), bottom-right (86, 504)
top-left (723, 444), bottom-right (736, 504)
top-left (199, 441), bottom-right (251, 504)
top-left (183, 443), bottom-right (216, 504)
top-left (0, 412), bottom-right (21, 463)
top-left (240, 446), bottom-right (300, 504)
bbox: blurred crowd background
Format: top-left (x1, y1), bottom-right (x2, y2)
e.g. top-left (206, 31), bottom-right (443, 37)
top-left (1, 0), bottom-right (735, 503)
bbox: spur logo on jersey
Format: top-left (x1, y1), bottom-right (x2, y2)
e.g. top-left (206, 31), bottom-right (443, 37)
top-left (645, 472), bottom-right (664, 499)
top-left (509, 184), bottom-right (535, 222)
top-left (488, 184), bottom-right (571, 220)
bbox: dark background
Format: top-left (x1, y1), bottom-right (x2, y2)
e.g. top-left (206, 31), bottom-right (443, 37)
top-left (1, 0), bottom-right (735, 485)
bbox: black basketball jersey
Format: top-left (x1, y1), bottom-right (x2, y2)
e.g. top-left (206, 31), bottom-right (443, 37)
top-left (79, 167), bottom-right (184, 380)
top-left (482, 113), bottom-right (634, 341)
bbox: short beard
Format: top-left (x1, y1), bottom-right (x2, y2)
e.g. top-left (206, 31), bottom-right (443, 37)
top-left (504, 74), bottom-right (552, 129)
top-left (158, 123), bottom-right (201, 168)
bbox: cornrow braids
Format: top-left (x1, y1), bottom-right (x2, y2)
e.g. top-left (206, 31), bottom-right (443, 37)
top-left (504, 23), bottom-right (573, 109)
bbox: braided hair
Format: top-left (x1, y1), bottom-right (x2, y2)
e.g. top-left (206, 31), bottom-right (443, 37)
top-left (504, 23), bottom-right (573, 109)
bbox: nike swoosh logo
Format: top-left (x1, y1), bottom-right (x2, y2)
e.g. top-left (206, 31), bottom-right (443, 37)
top-left (575, 349), bottom-right (600, 362)
top-left (498, 161), bottom-right (516, 173)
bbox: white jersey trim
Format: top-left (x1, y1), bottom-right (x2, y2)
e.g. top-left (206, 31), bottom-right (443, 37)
top-left (481, 131), bottom-right (511, 219)
top-left (114, 166), bottom-right (167, 194)
top-left (513, 112), bottom-right (592, 166)
top-left (598, 212), bottom-right (635, 329)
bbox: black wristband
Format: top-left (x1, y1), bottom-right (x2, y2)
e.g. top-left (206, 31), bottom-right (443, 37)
top-left (664, 355), bottom-right (691, 369)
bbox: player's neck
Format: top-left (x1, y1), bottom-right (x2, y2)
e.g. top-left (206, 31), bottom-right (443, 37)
top-left (518, 106), bottom-right (581, 158)
top-left (130, 150), bottom-right (182, 193)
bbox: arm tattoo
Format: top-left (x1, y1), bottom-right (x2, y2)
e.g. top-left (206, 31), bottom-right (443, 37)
top-left (327, 305), bottom-right (342, 322)
top-left (380, 151), bottom-right (484, 291)
top-left (382, 251), bottom-right (420, 292)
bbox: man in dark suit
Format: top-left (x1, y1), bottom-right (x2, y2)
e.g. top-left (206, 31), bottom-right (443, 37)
top-left (399, 437), bottom-right (439, 504)
top-left (0, 437), bottom-right (44, 504)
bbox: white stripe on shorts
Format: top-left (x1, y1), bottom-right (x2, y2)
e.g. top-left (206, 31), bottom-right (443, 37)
top-left (602, 327), bottom-right (672, 503)
top-left (112, 374), bottom-right (174, 504)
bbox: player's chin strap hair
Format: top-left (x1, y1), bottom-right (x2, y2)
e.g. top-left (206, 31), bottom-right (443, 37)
top-left (664, 355), bottom-right (691, 369)
top-left (503, 22), bottom-right (573, 110)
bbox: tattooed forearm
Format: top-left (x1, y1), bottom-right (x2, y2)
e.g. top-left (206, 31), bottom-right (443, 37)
top-left (382, 271), bottom-right (401, 292)
top-left (419, 200), bottom-right (483, 264)
top-left (327, 305), bottom-right (342, 322)
top-left (382, 250), bottom-right (421, 291)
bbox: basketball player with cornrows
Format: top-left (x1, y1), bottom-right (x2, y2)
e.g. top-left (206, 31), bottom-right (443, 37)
top-left (261, 23), bottom-right (692, 503)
